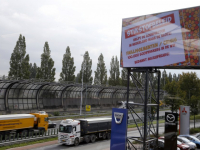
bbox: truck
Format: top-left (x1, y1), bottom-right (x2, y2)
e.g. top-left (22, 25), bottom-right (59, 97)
top-left (0, 111), bottom-right (49, 139)
top-left (58, 118), bottom-right (111, 146)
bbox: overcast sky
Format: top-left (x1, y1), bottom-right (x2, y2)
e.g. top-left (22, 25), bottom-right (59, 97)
top-left (0, 0), bottom-right (200, 81)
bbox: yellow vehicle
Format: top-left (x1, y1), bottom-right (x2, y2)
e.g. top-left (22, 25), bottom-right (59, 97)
top-left (0, 111), bottom-right (48, 138)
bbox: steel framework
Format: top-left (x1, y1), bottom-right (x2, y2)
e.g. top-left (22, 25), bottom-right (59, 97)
top-left (126, 68), bottom-right (160, 150)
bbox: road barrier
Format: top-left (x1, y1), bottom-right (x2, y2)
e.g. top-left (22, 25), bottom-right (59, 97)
top-left (0, 128), bottom-right (58, 146)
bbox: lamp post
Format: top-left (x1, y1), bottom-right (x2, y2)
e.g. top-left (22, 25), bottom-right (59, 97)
top-left (189, 88), bottom-right (196, 128)
top-left (80, 55), bottom-right (84, 115)
top-left (80, 54), bottom-right (91, 116)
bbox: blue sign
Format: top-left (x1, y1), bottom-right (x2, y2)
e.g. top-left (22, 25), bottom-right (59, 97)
top-left (110, 108), bottom-right (127, 150)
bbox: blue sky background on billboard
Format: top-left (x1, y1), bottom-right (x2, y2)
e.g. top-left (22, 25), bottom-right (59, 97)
top-left (0, 0), bottom-right (199, 80)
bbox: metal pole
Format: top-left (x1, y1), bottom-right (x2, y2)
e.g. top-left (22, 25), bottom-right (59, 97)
top-left (143, 68), bottom-right (149, 150)
top-left (126, 68), bottom-right (130, 109)
top-left (126, 68), bottom-right (130, 150)
top-left (157, 69), bottom-right (160, 149)
top-left (86, 84), bottom-right (87, 106)
top-left (80, 63), bottom-right (84, 115)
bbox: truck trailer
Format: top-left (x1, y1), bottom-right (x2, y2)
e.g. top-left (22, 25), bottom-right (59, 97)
top-left (0, 111), bottom-right (49, 138)
top-left (58, 118), bottom-right (111, 146)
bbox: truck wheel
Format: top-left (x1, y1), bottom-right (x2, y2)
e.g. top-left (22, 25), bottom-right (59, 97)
top-left (84, 135), bottom-right (90, 143)
top-left (74, 138), bottom-right (79, 146)
top-left (90, 134), bottom-right (96, 143)
top-left (102, 132), bottom-right (106, 140)
top-left (107, 132), bottom-right (111, 139)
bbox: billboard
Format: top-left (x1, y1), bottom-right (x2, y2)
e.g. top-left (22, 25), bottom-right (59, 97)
top-left (121, 6), bottom-right (200, 68)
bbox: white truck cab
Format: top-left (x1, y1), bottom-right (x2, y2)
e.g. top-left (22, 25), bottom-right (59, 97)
top-left (58, 118), bottom-right (111, 146)
top-left (58, 119), bottom-right (81, 146)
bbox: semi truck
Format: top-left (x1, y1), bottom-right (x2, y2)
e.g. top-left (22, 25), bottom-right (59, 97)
top-left (0, 111), bottom-right (49, 138)
top-left (58, 118), bottom-right (111, 146)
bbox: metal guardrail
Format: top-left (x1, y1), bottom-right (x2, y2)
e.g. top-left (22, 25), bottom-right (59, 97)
top-left (0, 128), bottom-right (58, 146)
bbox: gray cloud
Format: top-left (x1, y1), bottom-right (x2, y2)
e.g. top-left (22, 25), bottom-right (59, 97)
top-left (0, 0), bottom-right (200, 80)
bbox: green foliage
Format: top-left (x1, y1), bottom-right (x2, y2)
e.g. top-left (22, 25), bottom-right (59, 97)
top-left (164, 78), bottom-right (184, 112)
top-left (8, 34), bottom-right (30, 79)
top-left (94, 53), bottom-right (107, 85)
top-left (190, 127), bottom-right (200, 134)
top-left (178, 72), bottom-right (200, 104)
top-left (109, 56), bottom-right (120, 86)
top-left (78, 51), bottom-right (93, 83)
top-left (29, 63), bottom-right (37, 79)
top-left (59, 46), bottom-right (76, 82)
top-left (121, 68), bottom-right (127, 87)
top-left (53, 111), bottom-right (60, 116)
top-left (36, 42), bottom-right (56, 81)
top-left (178, 72), bottom-right (200, 116)
top-left (164, 96), bottom-right (184, 113)
top-left (160, 69), bottom-right (167, 89)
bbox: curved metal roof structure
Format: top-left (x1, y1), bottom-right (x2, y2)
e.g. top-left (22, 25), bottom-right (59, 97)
top-left (0, 79), bottom-right (163, 112)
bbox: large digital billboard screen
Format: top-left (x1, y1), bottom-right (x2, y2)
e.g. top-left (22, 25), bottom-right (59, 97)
top-left (120, 6), bottom-right (200, 69)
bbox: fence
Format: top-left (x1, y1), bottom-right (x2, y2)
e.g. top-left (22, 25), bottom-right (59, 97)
top-left (0, 128), bottom-right (58, 146)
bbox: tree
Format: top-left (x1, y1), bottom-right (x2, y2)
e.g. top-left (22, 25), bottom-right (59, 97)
top-left (164, 79), bottom-right (184, 112)
top-left (29, 63), bottom-right (37, 79)
top-left (78, 51), bottom-right (93, 83)
top-left (94, 53), bottom-right (107, 85)
top-left (178, 72), bottom-right (200, 125)
top-left (121, 68), bottom-right (128, 87)
top-left (36, 42), bottom-right (56, 81)
top-left (168, 72), bottom-right (172, 82)
top-left (109, 56), bottom-right (120, 86)
top-left (160, 69), bottom-right (167, 89)
top-left (178, 72), bottom-right (200, 106)
top-left (8, 34), bottom-right (30, 79)
top-left (59, 46), bottom-right (76, 82)
top-left (75, 73), bottom-right (80, 83)
top-left (164, 96), bottom-right (183, 113)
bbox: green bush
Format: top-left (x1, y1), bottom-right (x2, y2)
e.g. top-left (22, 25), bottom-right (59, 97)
top-left (53, 111), bottom-right (60, 116)
top-left (48, 114), bottom-right (53, 117)
top-left (190, 127), bottom-right (200, 134)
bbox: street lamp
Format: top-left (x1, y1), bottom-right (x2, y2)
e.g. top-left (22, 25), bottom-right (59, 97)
top-left (189, 88), bottom-right (196, 128)
top-left (80, 54), bottom-right (92, 115)
top-left (80, 54), bottom-right (84, 115)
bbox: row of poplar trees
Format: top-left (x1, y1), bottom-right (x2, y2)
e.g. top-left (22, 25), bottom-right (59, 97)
top-left (8, 34), bottom-right (177, 87)
top-left (8, 34), bottom-right (121, 86)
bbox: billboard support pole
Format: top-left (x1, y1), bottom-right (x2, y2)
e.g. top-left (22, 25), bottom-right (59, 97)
top-left (126, 67), bottom-right (160, 150)
top-left (126, 68), bottom-right (130, 149)
top-left (156, 68), bottom-right (160, 149)
top-left (143, 68), bottom-right (149, 150)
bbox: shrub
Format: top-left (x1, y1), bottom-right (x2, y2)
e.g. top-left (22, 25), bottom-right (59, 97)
top-left (53, 111), bottom-right (60, 116)
top-left (190, 127), bottom-right (200, 134)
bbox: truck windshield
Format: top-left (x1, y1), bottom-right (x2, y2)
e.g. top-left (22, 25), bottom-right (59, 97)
top-left (59, 125), bottom-right (72, 133)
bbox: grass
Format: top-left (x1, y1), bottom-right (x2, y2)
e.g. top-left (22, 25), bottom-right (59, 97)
top-left (50, 112), bottom-right (112, 121)
top-left (128, 119), bottom-right (165, 128)
top-left (190, 114), bottom-right (200, 120)
top-left (0, 137), bottom-right (58, 150)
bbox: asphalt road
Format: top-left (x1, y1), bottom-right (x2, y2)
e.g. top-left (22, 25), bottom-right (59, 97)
top-left (32, 110), bottom-right (200, 150)
top-left (51, 110), bottom-right (170, 129)
top-left (31, 129), bottom-right (147, 150)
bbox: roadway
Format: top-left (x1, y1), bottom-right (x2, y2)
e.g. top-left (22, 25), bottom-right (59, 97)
top-left (51, 110), bottom-right (170, 128)
top-left (32, 110), bottom-right (186, 150)
top-left (31, 122), bottom-right (200, 150)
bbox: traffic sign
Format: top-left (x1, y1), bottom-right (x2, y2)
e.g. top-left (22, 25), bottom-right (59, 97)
top-left (86, 105), bottom-right (91, 111)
